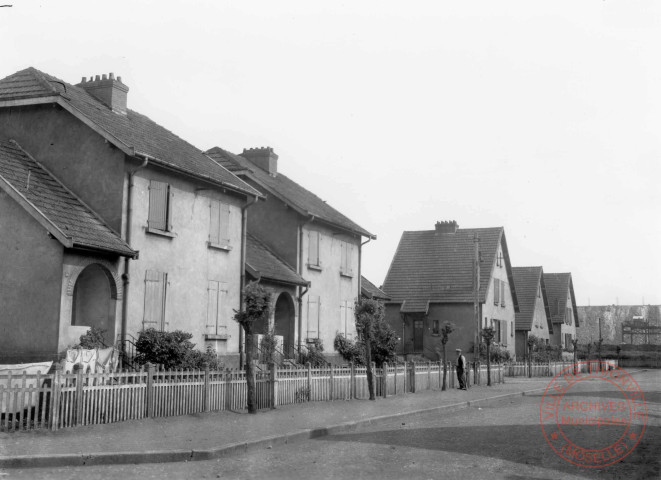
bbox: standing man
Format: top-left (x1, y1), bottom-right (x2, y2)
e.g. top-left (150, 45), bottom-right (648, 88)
top-left (456, 348), bottom-right (467, 390)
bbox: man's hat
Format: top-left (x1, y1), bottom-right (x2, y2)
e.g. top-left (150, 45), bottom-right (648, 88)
top-left (455, 348), bottom-right (462, 352)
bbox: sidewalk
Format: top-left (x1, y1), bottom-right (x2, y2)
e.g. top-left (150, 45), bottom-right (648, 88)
top-left (0, 378), bottom-right (552, 469)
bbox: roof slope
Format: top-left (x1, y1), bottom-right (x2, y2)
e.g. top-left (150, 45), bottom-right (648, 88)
top-left (246, 234), bottom-right (308, 286)
top-left (383, 227), bottom-right (519, 312)
top-left (544, 273), bottom-right (579, 327)
top-left (205, 146), bottom-right (373, 238)
top-left (0, 140), bottom-right (135, 257)
top-left (512, 266), bottom-right (553, 333)
top-left (361, 276), bottom-right (390, 301)
top-left (0, 68), bottom-right (261, 198)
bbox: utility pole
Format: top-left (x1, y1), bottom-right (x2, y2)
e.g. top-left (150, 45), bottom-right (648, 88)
top-left (473, 233), bottom-right (480, 372)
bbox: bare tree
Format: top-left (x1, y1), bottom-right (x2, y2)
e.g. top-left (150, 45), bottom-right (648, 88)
top-left (234, 283), bottom-right (271, 413)
top-left (481, 326), bottom-right (495, 386)
top-left (440, 322), bottom-right (455, 390)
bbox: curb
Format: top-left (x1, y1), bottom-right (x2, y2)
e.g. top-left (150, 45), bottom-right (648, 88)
top-left (0, 386), bottom-right (546, 469)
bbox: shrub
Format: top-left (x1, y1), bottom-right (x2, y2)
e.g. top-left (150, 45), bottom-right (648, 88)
top-left (334, 333), bottom-right (365, 365)
top-left (134, 328), bottom-right (222, 370)
top-left (474, 342), bottom-right (511, 363)
top-left (258, 329), bottom-right (279, 364)
top-left (334, 314), bottom-right (398, 368)
top-left (300, 338), bottom-right (327, 366)
top-left (77, 327), bottom-right (108, 349)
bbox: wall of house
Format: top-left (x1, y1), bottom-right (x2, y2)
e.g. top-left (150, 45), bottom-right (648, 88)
top-left (515, 331), bottom-right (527, 358)
top-left (0, 105), bottom-right (126, 231)
top-left (302, 222), bottom-right (360, 363)
top-left (243, 184), bottom-right (299, 267)
top-left (551, 289), bottom-right (577, 349)
top-left (122, 168), bottom-right (244, 361)
top-left (482, 243), bottom-right (516, 357)
top-left (531, 294), bottom-right (551, 342)
top-left (0, 190), bottom-right (63, 362)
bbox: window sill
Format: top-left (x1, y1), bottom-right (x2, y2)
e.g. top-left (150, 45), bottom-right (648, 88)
top-left (208, 242), bottom-right (232, 252)
top-left (204, 334), bottom-right (229, 341)
top-left (307, 264), bottom-right (323, 272)
top-left (146, 227), bottom-right (176, 238)
top-left (340, 271), bottom-right (354, 278)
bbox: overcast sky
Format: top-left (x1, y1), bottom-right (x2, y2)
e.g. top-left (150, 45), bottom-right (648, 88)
top-left (2, 1), bottom-right (659, 306)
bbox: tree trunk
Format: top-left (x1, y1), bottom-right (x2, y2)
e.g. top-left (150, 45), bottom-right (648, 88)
top-left (365, 336), bottom-right (375, 400)
top-left (442, 342), bottom-right (447, 391)
top-left (244, 327), bottom-right (257, 414)
top-left (486, 343), bottom-right (491, 386)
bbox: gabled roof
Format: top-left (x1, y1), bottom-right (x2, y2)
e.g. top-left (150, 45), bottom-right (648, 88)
top-left (361, 276), bottom-right (390, 301)
top-left (512, 266), bottom-right (553, 334)
top-left (544, 273), bottom-right (579, 327)
top-left (246, 234), bottom-right (308, 287)
top-left (0, 140), bottom-right (136, 257)
top-left (205, 146), bottom-right (374, 238)
top-left (383, 226), bottom-right (519, 312)
top-left (0, 68), bottom-right (261, 198)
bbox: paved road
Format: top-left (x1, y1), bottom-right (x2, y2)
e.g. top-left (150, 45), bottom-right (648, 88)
top-left (2, 370), bottom-right (659, 480)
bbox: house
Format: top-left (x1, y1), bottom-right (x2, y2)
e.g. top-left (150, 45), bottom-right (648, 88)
top-left (543, 272), bottom-right (579, 349)
top-left (205, 146), bottom-right (375, 362)
top-left (382, 221), bottom-right (519, 360)
top-left (361, 276), bottom-right (390, 302)
top-left (511, 266), bottom-right (554, 359)
top-left (0, 68), bottom-right (262, 365)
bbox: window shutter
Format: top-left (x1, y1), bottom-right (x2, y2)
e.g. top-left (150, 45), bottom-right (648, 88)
top-left (502, 321), bottom-right (507, 346)
top-left (348, 244), bottom-right (354, 275)
top-left (340, 301), bottom-right (346, 336)
top-left (340, 242), bottom-right (347, 274)
top-left (209, 201), bottom-right (220, 245)
top-left (307, 296), bottom-right (319, 339)
top-left (207, 281), bottom-right (219, 333)
top-left (308, 231), bottom-right (319, 266)
top-left (148, 181), bottom-right (168, 231)
top-left (166, 185), bottom-right (174, 232)
top-left (494, 279), bottom-right (500, 305)
top-left (346, 301), bottom-right (354, 339)
top-left (220, 203), bottom-right (230, 245)
top-left (501, 281), bottom-right (506, 307)
top-left (144, 270), bottom-right (166, 330)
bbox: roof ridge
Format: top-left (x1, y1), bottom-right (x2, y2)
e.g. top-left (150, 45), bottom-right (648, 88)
top-left (8, 139), bottom-right (134, 253)
top-left (25, 67), bottom-right (61, 96)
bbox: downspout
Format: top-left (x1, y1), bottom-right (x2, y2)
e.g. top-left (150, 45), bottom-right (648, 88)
top-left (358, 236), bottom-right (372, 303)
top-left (239, 195), bottom-right (259, 369)
top-left (297, 215), bottom-right (315, 355)
top-left (121, 154), bottom-right (149, 352)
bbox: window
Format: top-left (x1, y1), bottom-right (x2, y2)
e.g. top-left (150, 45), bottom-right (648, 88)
top-left (564, 333), bottom-right (573, 349)
top-left (143, 270), bottom-right (168, 330)
top-left (493, 319), bottom-right (507, 346)
top-left (432, 319), bottom-right (440, 335)
top-left (308, 231), bottom-right (321, 268)
top-left (148, 180), bottom-right (174, 233)
top-left (496, 251), bottom-right (504, 268)
top-left (307, 295), bottom-right (320, 340)
top-left (340, 241), bottom-right (354, 277)
top-left (566, 307), bottom-right (573, 325)
top-left (206, 280), bottom-right (227, 336)
top-left (537, 284), bottom-right (541, 298)
top-left (209, 200), bottom-right (231, 249)
top-left (494, 278), bottom-right (500, 305)
top-left (340, 300), bottom-right (354, 339)
top-left (500, 281), bottom-right (506, 307)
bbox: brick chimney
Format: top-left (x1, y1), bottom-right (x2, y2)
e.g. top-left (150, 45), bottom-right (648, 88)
top-left (241, 147), bottom-right (278, 176)
top-left (77, 73), bottom-right (129, 114)
top-left (435, 220), bottom-right (459, 234)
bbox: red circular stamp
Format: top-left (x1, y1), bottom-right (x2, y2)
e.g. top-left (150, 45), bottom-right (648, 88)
top-left (539, 360), bottom-right (647, 468)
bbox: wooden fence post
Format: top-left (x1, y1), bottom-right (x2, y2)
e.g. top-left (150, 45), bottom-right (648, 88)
top-left (410, 361), bottom-right (416, 393)
top-left (225, 367), bottom-right (232, 411)
top-left (350, 362), bottom-right (355, 399)
top-left (427, 362), bottom-right (431, 390)
top-left (328, 364), bottom-right (334, 401)
top-left (438, 361), bottom-right (442, 390)
top-left (403, 361), bottom-right (408, 393)
top-left (393, 362), bottom-right (397, 396)
top-left (269, 362), bottom-right (278, 409)
top-left (383, 362), bottom-right (388, 398)
top-left (203, 364), bottom-right (210, 412)
top-left (306, 362), bottom-right (312, 401)
top-left (49, 365), bottom-right (62, 431)
top-left (146, 363), bottom-right (154, 418)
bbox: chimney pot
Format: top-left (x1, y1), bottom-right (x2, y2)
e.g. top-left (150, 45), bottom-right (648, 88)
top-left (102, 74), bottom-right (107, 80)
top-left (117, 76), bottom-right (122, 83)
top-left (95, 75), bottom-right (101, 81)
top-left (109, 72), bottom-right (115, 80)
top-left (81, 77), bottom-right (87, 83)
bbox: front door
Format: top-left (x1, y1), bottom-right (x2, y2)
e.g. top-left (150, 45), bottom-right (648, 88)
top-left (413, 320), bottom-right (424, 352)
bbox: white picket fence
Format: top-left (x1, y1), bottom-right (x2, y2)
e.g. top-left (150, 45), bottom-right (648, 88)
top-left (0, 361), bottom-right (504, 432)
top-left (504, 359), bottom-right (620, 377)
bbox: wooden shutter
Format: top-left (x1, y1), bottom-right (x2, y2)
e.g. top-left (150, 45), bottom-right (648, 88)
top-left (148, 181), bottom-right (168, 231)
top-left (346, 301), bottom-right (354, 339)
top-left (166, 185), bottom-right (174, 232)
top-left (307, 296), bottom-right (319, 339)
top-left (209, 201), bottom-right (220, 245)
top-left (207, 281), bottom-right (219, 333)
top-left (501, 281), bottom-right (506, 307)
top-left (494, 279), bottom-right (500, 305)
top-left (340, 242), bottom-right (347, 274)
top-left (502, 321), bottom-right (508, 346)
top-left (348, 244), bottom-right (354, 275)
top-left (220, 203), bottom-right (230, 245)
top-left (340, 301), bottom-right (347, 336)
top-left (308, 231), bottom-right (319, 266)
top-left (144, 270), bottom-right (167, 330)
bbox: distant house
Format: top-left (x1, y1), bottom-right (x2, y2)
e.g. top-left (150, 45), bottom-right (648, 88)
top-left (544, 273), bottom-right (579, 349)
top-left (511, 266), bottom-right (553, 358)
top-left (205, 146), bottom-right (375, 362)
top-left (382, 221), bottom-right (519, 360)
top-left (361, 276), bottom-right (390, 302)
top-left (0, 68), bottom-right (261, 364)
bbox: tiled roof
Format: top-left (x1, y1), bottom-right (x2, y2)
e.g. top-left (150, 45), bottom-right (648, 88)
top-left (205, 146), bottom-right (374, 238)
top-left (361, 276), bottom-right (390, 301)
top-left (512, 266), bottom-right (553, 333)
top-left (246, 234), bottom-right (308, 286)
top-left (382, 227), bottom-right (519, 311)
top-left (544, 273), bottom-right (579, 327)
top-left (0, 68), bottom-right (261, 198)
top-left (0, 140), bottom-right (135, 257)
